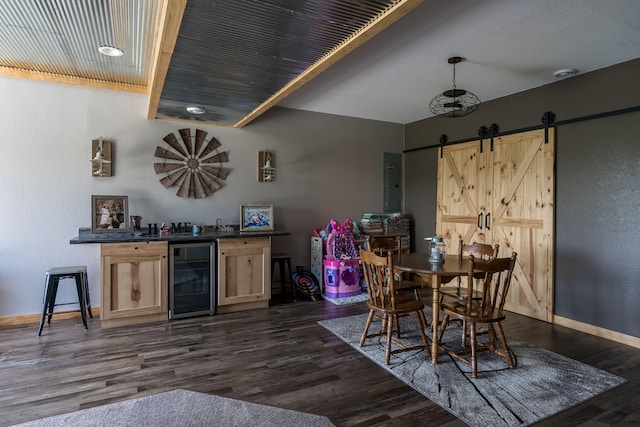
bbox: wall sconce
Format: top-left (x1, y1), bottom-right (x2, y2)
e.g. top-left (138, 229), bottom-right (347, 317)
top-left (257, 150), bottom-right (276, 182)
top-left (90, 137), bottom-right (112, 177)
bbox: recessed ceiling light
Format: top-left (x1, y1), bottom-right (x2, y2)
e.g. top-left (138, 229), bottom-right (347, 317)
top-left (98, 46), bottom-right (124, 57)
top-left (554, 68), bottom-right (578, 78)
top-left (186, 106), bottom-right (206, 115)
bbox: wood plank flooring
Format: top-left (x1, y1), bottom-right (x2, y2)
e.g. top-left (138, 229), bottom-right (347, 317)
top-left (1, 293), bottom-right (639, 426)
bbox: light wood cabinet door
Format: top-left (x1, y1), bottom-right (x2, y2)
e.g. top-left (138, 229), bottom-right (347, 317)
top-left (218, 237), bottom-right (271, 309)
top-left (437, 128), bottom-right (555, 322)
top-left (101, 241), bottom-right (168, 327)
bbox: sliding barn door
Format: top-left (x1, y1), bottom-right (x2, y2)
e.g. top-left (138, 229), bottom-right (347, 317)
top-left (437, 128), bottom-right (555, 322)
top-left (436, 139), bottom-right (489, 253)
top-left (491, 129), bottom-right (554, 321)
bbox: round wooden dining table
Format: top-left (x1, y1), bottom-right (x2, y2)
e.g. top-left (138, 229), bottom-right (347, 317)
top-left (394, 253), bottom-right (470, 364)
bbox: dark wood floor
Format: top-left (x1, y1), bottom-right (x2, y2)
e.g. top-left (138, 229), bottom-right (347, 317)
top-left (1, 292), bottom-right (639, 426)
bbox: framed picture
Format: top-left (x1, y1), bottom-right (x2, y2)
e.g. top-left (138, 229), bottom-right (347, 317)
top-left (240, 204), bottom-right (274, 231)
top-left (92, 195), bottom-right (129, 233)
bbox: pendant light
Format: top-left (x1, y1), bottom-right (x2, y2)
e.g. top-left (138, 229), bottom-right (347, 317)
top-left (429, 57), bottom-right (480, 118)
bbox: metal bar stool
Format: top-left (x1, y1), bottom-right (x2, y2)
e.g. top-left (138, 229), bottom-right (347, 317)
top-left (271, 253), bottom-right (295, 300)
top-left (37, 265), bottom-right (92, 336)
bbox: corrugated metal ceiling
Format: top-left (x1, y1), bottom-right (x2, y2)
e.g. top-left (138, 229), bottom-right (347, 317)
top-left (0, 0), bottom-right (409, 126)
top-left (158, 0), bottom-right (401, 125)
top-left (0, 0), bottom-right (158, 89)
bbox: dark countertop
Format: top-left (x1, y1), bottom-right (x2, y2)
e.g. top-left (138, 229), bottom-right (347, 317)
top-left (70, 227), bottom-right (290, 244)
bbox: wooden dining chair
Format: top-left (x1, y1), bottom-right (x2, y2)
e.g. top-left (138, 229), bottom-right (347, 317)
top-left (366, 234), bottom-right (404, 257)
top-left (438, 252), bottom-right (518, 378)
top-left (359, 248), bottom-right (431, 365)
top-left (439, 240), bottom-right (499, 345)
top-left (440, 239), bottom-right (499, 300)
top-left (366, 235), bottom-right (426, 299)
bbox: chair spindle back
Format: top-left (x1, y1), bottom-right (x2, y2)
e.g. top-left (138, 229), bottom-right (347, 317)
top-left (464, 253), bottom-right (517, 319)
top-left (360, 248), bottom-right (399, 311)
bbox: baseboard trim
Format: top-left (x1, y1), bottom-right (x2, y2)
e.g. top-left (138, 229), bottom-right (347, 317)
top-left (0, 307), bottom-right (101, 327)
top-left (554, 315), bottom-right (640, 349)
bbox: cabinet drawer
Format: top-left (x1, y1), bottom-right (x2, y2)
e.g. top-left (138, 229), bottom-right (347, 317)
top-left (101, 241), bottom-right (167, 257)
top-left (218, 237), bottom-right (270, 251)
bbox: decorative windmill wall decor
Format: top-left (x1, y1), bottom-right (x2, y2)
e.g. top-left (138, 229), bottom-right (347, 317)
top-left (154, 128), bottom-right (230, 198)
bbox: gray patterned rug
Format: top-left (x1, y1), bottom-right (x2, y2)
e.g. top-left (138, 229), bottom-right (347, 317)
top-left (319, 314), bottom-right (626, 427)
top-left (10, 389), bottom-right (334, 427)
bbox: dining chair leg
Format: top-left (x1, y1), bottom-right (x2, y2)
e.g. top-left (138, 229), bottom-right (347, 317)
top-left (359, 310), bottom-right (376, 347)
top-left (418, 308), bottom-right (429, 330)
top-left (487, 323), bottom-right (498, 349)
top-left (438, 314), bottom-right (451, 342)
top-left (385, 313), bottom-right (393, 365)
top-left (381, 315), bottom-right (389, 336)
top-left (461, 320), bottom-right (468, 347)
top-left (470, 321), bottom-right (478, 379)
top-left (493, 322), bottom-right (515, 369)
top-left (414, 312), bottom-right (431, 358)
top-left (393, 314), bottom-right (403, 338)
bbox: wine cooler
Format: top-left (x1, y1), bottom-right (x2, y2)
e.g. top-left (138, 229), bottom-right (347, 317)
top-left (169, 242), bottom-right (216, 319)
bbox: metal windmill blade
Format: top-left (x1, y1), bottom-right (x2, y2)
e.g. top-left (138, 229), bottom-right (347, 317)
top-left (162, 132), bottom-right (188, 157)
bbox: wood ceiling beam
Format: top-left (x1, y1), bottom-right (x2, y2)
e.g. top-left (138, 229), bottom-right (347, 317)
top-left (146, 0), bottom-right (187, 120)
top-left (233, 0), bottom-right (425, 128)
top-left (0, 66), bottom-right (147, 94)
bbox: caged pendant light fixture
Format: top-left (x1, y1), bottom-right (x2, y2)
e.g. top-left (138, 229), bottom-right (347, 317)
top-left (429, 57), bottom-right (480, 118)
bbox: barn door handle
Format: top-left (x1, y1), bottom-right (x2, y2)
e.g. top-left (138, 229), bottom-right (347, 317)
top-left (485, 213), bottom-right (491, 230)
top-left (477, 213), bottom-right (483, 229)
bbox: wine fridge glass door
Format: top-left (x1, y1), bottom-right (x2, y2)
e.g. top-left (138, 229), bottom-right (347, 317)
top-left (169, 242), bottom-right (216, 319)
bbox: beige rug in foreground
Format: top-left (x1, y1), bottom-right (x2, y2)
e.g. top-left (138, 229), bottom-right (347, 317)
top-left (11, 389), bottom-right (334, 427)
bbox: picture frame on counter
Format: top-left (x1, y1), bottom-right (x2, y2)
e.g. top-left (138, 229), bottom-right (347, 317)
top-left (91, 195), bottom-right (129, 233)
top-left (240, 204), bottom-right (274, 231)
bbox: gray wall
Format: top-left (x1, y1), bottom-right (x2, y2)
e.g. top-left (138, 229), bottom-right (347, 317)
top-left (247, 107), bottom-right (405, 263)
top-left (405, 58), bottom-right (640, 338)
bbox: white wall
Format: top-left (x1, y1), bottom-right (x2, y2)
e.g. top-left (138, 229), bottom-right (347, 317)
top-left (0, 76), bottom-right (403, 318)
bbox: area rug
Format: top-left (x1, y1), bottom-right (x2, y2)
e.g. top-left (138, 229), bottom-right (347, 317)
top-left (323, 292), bottom-right (368, 305)
top-left (319, 314), bottom-right (626, 427)
top-left (10, 389), bottom-right (334, 427)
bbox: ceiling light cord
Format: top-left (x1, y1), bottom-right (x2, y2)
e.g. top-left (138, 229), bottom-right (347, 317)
top-left (451, 60), bottom-right (457, 92)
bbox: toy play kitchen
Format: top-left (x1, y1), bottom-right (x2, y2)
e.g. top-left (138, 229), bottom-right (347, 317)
top-left (323, 219), bottom-right (362, 298)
